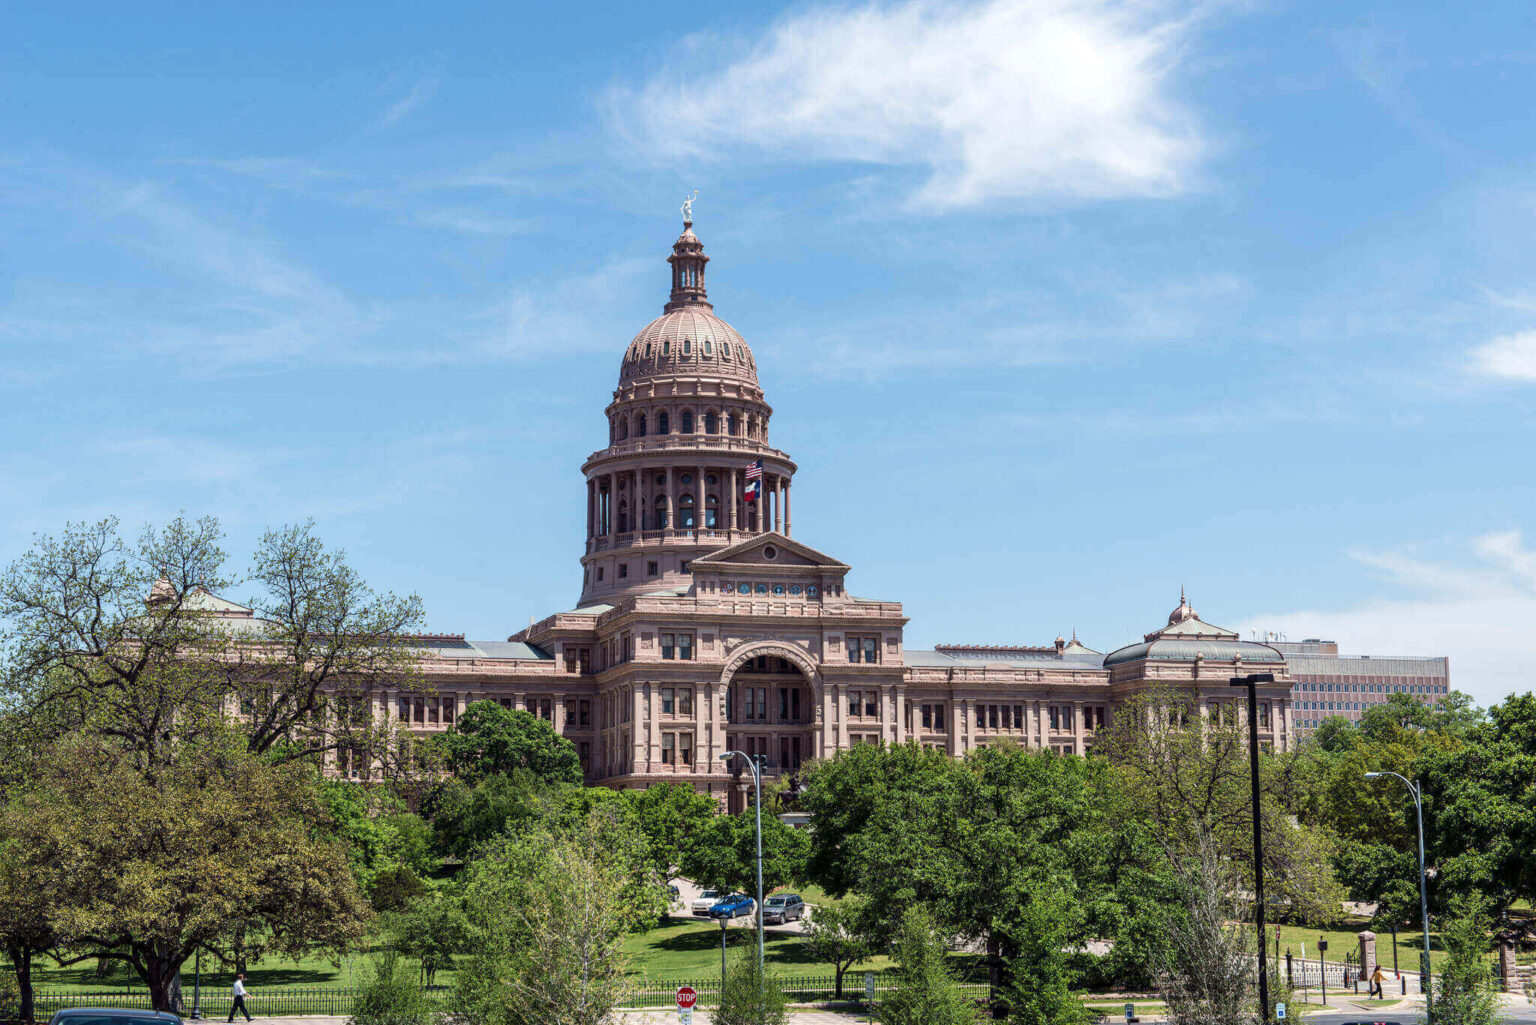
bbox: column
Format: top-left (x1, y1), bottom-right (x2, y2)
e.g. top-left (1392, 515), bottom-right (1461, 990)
top-left (586, 479), bottom-right (595, 540)
top-left (728, 468), bottom-right (739, 532)
top-left (773, 476), bottom-right (783, 533)
top-left (631, 686), bottom-right (645, 774)
top-left (666, 466), bottom-right (676, 534)
top-left (1073, 699), bottom-right (1084, 755)
top-left (947, 697), bottom-right (960, 756)
top-left (784, 480), bottom-right (792, 537)
top-left (697, 464), bottom-right (706, 535)
top-left (648, 682), bottom-right (660, 773)
top-left (605, 475), bottom-right (616, 541)
top-left (641, 467), bottom-right (651, 532)
top-left (894, 684), bottom-right (906, 744)
top-left (836, 683), bottom-right (850, 750)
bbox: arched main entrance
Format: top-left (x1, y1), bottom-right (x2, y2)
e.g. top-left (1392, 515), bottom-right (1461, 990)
top-left (720, 643), bottom-right (820, 814)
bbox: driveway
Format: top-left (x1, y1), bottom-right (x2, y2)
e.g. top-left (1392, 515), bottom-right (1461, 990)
top-left (669, 877), bottom-right (814, 936)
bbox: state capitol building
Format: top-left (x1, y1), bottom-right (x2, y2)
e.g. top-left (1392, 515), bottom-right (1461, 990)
top-left (324, 217), bottom-right (1302, 806)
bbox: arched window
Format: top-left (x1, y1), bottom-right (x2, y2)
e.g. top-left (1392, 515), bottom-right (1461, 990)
top-left (678, 494), bottom-right (696, 529)
top-left (682, 339), bottom-right (692, 356)
top-left (617, 502), bottom-right (629, 533)
top-left (618, 417), bottom-right (629, 441)
top-left (636, 414), bottom-right (647, 437)
top-left (704, 340), bottom-right (713, 356)
top-left (658, 412), bottom-right (670, 435)
top-left (726, 412), bottom-right (738, 436)
top-left (653, 495), bottom-right (668, 530)
top-left (663, 340), bottom-right (671, 356)
top-left (681, 410), bottom-right (695, 433)
top-left (704, 411), bottom-right (718, 434)
top-left (722, 343), bottom-right (732, 359)
top-left (706, 494), bottom-right (720, 529)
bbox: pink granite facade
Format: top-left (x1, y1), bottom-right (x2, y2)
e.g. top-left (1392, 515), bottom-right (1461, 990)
top-left (331, 220), bottom-right (1298, 806)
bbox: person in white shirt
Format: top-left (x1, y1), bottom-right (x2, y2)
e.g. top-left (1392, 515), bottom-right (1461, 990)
top-left (228, 973), bottom-right (252, 1022)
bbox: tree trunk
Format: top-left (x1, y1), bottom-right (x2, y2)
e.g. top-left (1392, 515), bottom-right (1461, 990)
top-left (138, 941), bottom-right (185, 1013)
top-left (7, 942), bottom-right (35, 1023)
top-left (834, 964), bottom-right (844, 999)
top-left (986, 932), bottom-right (1005, 1019)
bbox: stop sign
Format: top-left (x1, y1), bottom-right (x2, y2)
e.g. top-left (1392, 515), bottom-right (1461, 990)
top-left (676, 986), bottom-right (698, 1010)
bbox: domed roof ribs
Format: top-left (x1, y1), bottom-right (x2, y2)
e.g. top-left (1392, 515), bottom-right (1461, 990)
top-left (665, 216), bottom-right (712, 313)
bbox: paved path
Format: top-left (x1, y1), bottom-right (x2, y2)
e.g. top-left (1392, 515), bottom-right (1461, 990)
top-left (244, 1015), bottom-right (865, 1025)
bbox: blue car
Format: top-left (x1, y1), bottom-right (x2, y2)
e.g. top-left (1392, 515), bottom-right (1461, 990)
top-left (709, 894), bottom-right (756, 919)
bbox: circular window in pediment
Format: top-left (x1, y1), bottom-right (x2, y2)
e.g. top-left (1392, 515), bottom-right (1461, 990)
top-left (763, 545), bottom-right (778, 560)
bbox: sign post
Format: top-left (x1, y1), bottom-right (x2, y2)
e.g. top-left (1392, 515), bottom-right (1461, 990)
top-left (1124, 1001), bottom-right (1135, 1022)
top-left (1276, 1001), bottom-right (1287, 1020)
top-left (676, 985), bottom-right (697, 1024)
top-left (865, 971), bottom-right (876, 1025)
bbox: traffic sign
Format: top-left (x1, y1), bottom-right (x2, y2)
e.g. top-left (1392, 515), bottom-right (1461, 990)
top-left (1275, 1002), bottom-right (1287, 1020)
top-left (676, 986), bottom-right (697, 1010)
top-left (864, 971), bottom-right (875, 1001)
top-left (1124, 1002), bottom-right (1134, 1022)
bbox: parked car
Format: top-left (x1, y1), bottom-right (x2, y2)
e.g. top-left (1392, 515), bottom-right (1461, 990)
top-left (762, 893), bottom-right (805, 924)
top-left (709, 894), bottom-right (757, 919)
top-left (691, 887), bottom-right (723, 916)
top-left (668, 884), bottom-right (681, 903)
top-left (48, 1010), bottom-right (182, 1025)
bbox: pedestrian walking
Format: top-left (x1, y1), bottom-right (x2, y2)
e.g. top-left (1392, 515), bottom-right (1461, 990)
top-left (228, 973), bottom-right (252, 1022)
top-left (1369, 964), bottom-right (1385, 998)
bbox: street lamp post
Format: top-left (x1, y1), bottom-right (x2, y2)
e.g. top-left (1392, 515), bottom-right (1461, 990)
top-left (720, 750), bottom-right (765, 977)
top-left (1231, 671), bottom-right (1276, 1025)
top-left (1365, 770), bottom-right (1432, 1014)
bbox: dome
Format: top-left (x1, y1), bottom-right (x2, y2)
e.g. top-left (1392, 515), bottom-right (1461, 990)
top-left (619, 307), bottom-right (758, 387)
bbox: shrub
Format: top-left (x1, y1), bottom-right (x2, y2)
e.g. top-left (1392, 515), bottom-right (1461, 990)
top-left (713, 949), bottom-right (789, 1025)
top-left (349, 952), bottom-right (433, 1025)
top-left (880, 907), bottom-right (980, 1025)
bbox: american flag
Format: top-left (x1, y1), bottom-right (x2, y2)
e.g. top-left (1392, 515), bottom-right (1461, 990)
top-left (744, 459), bottom-right (762, 502)
top-left (745, 459), bottom-right (763, 480)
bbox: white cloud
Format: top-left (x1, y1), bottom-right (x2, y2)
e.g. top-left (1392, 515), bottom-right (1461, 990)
top-left (611, 0), bottom-right (1212, 209)
top-left (377, 77), bottom-right (440, 129)
top-left (1238, 531), bottom-right (1536, 709)
top-left (1469, 329), bottom-right (1536, 382)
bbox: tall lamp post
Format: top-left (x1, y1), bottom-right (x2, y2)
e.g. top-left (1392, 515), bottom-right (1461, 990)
top-left (720, 750), bottom-right (765, 976)
top-left (1231, 671), bottom-right (1275, 1025)
top-left (1365, 770), bottom-right (1432, 1014)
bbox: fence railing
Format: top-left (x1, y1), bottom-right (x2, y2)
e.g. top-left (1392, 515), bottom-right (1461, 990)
top-left (32, 975), bottom-right (993, 1015)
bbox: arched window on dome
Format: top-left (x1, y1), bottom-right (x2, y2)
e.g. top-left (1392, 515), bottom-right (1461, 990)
top-left (658, 412), bottom-right (670, 435)
top-left (663, 340), bottom-right (671, 356)
top-left (681, 410), bottom-right (694, 434)
top-left (722, 342), bottom-right (732, 359)
top-left (704, 411), bottom-right (718, 435)
top-left (682, 339), bottom-right (692, 356)
top-left (678, 493), bottom-right (696, 529)
top-left (704, 340), bottom-right (713, 356)
top-left (617, 417), bottom-right (629, 442)
top-left (745, 416), bottom-right (756, 438)
top-left (636, 414), bottom-right (647, 438)
top-left (705, 494), bottom-right (720, 529)
top-left (653, 495), bottom-right (668, 530)
top-left (727, 412), bottom-right (739, 436)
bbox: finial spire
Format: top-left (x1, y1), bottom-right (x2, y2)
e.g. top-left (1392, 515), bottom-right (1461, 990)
top-left (665, 202), bottom-right (711, 312)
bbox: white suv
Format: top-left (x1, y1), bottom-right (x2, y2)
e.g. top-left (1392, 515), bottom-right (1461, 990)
top-left (691, 888), bottom-right (723, 917)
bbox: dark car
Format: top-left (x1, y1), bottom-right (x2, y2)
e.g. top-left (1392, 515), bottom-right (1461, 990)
top-left (709, 893), bottom-right (757, 919)
top-left (762, 893), bottom-right (805, 924)
top-left (48, 1009), bottom-right (183, 1025)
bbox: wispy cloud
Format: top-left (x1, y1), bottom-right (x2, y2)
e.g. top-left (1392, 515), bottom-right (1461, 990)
top-left (609, 0), bottom-right (1214, 210)
top-left (377, 76), bottom-right (440, 129)
top-left (1239, 530), bottom-right (1536, 707)
top-left (1469, 329), bottom-right (1536, 382)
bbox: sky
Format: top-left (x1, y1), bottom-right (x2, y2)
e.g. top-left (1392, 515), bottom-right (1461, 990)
top-left (3, 1), bottom-right (1535, 709)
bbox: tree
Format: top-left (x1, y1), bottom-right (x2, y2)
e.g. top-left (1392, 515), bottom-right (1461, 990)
top-left (0, 835), bottom-right (56, 1022)
top-left (385, 889), bottom-right (466, 986)
top-left (1155, 834), bottom-right (1259, 1025)
top-left (999, 879), bottom-right (1090, 1025)
top-left (1, 737), bottom-right (371, 1010)
top-left (713, 947), bottom-right (789, 1025)
top-left (622, 782), bottom-right (718, 881)
top-left (798, 741), bottom-right (1105, 1012)
top-left (0, 517), bottom-right (425, 772)
top-left (437, 700), bottom-right (581, 786)
top-left (1429, 894), bottom-right (1500, 1025)
top-left (879, 907), bottom-right (979, 1025)
top-left (425, 772), bottom-right (553, 860)
top-left (450, 810), bottom-right (658, 1025)
top-left (799, 898), bottom-right (875, 999)
top-left (678, 809), bottom-right (808, 897)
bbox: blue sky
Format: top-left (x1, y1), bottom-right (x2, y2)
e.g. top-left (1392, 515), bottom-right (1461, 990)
top-left (3, 1), bottom-right (1535, 706)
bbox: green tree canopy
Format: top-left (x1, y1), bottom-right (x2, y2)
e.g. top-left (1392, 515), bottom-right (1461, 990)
top-left (678, 806), bottom-right (809, 898)
top-left (436, 700), bottom-right (581, 786)
top-left (1, 737), bottom-right (371, 1010)
top-left (622, 781), bottom-right (719, 881)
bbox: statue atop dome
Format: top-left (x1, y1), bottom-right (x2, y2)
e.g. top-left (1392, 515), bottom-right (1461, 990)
top-left (681, 189), bottom-right (698, 226)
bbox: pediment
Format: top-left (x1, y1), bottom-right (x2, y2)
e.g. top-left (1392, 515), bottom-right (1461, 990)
top-left (691, 532), bottom-right (850, 571)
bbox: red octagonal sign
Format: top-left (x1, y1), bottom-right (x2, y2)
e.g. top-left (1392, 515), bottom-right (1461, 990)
top-left (676, 986), bottom-right (698, 1010)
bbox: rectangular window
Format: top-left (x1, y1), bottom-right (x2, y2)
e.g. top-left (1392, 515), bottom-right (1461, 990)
top-left (414, 696), bottom-right (425, 724)
top-left (428, 699), bottom-right (441, 725)
top-left (1259, 702), bottom-right (1271, 729)
top-left (618, 563), bottom-right (628, 578)
top-left (780, 688), bottom-right (790, 721)
top-left (756, 687), bottom-right (767, 720)
top-left (922, 704), bottom-right (933, 729)
top-left (679, 733), bottom-right (694, 766)
top-left (398, 696), bottom-right (411, 720)
top-left (1063, 706), bottom-right (1074, 731)
top-left (661, 633), bottom-right (675, 659)
top-left (678, 634), bottom-right (694, 661)
top-left (864, 637), bottom-right (878, 663)
top-left (679, 688), bottom-right (693, 716)
top-left (661, 733), bottom-right (675, 765)
top-left (791, 689), bottom-right (800, 721)
top-left (580, 699), bottom-right (592, 727)
top-left (540, 698), bottom-right (552, 721)
top-left (662, 688), bottom-right (675, 715)
top-left (648, 561), bottom-right (659, 576)
top-left (1049, 705), bottom-right (1060, 731)
top-left (988, 704), bottom-right (999, 730)
top-left (1014, 704), bottom-right (1024, 729)
top-left (865, 694), bottom-right (877, 718)
top-left (935, 704), bottom-right (945, 730)
top-left (442, 695), bottom-right (456, 724)
top-left (1001, 705), bottom-right (1012, 730)
top-left (849, 691), bottom-right (860, 717)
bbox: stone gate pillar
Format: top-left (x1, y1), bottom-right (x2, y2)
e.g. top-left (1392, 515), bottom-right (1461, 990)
top-left (1498, 935), bottom-right (1517, 993)
top-left (1357, 931), bottom-right (1377, 981)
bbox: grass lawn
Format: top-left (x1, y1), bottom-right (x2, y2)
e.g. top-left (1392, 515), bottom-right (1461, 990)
top-left (623, 917), bottom-right (894, 980)
top-left (1270, 919), bottom-right (1455, 975)
top-left (27, 949), bottom-right (384, 994)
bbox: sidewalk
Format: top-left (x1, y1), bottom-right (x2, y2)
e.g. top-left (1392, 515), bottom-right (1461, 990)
top-left (241, 1015), bottom-right (867, 1025)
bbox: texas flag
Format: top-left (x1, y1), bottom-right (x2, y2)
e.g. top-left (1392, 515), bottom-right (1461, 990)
top-left (744, 459), bottom-right (763, 501)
